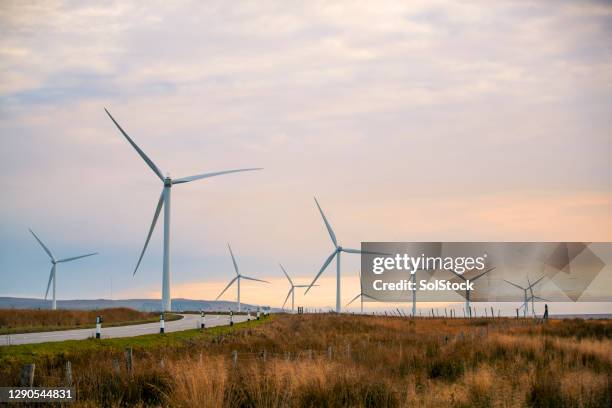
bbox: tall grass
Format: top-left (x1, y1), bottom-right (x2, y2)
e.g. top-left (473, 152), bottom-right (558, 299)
top-left (2, 315), bottom-right (610, 407)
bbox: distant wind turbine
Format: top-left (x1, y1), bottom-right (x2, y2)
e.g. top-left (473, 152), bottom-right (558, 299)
top-left (305, 197), bottom-right (382, 313)
top-left (279, 264), bottom-right (313, 313)
top-left (504, 275), bottom-right (547, 318)
top-left (29, 229), bottom-right (97, 310)
top-left (105, 108), bottom-right (262, 312)
top-left (216, 244), bottom-right (269, 312)
top-left (345, 270), bottom-right (379, 314)
top-left (448, 266), bottom-right (495, 318)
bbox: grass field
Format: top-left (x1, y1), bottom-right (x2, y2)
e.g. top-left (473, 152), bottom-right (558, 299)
top-left (1, 314), bottom-right (610, 407)
top-left (0, 308), bottom-right (180, 334)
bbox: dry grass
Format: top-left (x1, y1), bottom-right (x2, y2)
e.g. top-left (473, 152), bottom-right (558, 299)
top-left (2, 314), bottom-right (611, 407)
top-left (0, 308), bottom-right (168, 334)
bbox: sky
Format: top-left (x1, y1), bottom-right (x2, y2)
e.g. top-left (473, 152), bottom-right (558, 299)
top-left (1, 1), bottom-right (611, 312)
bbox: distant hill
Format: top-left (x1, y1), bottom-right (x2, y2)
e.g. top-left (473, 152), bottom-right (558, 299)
top-left (0, 297), bottom-right (276, 312)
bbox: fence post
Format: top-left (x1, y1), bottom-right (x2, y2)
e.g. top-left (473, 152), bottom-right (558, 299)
top-left (159, 313), bottom-right (165, 334)
top-left (261, 349), bottom-right (267, 362)
top-left (230, 311), bottom-right (234, 326)
top-left (112, 358), bottom-right (120, 375)
top-left (327, 345), bottom-right (333, 360)
top-left (346, 343), bottom-right (351, 358)
top-left (125, 347), bottom-right (133, 374)
top-left (65, 361), bottom-right (73, 387)
top-left (232, 350), bottom-right (238, 367)
top-left (20, 364), bottom-right (35, 387)
top-left (201, 311), bottom-right (206, 329)
top-left (308, 349), bottom-right (313, 359)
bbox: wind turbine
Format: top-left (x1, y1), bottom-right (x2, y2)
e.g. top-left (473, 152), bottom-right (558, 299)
top-left (448, 266), bottom-right (495, 318)
top-left (29, 229), bottom-right (97, 310)
top-left (279, 264), bottom-right (313, 313)
top-left (105, 108), bottom-right (261, 312)
top-left (305, 197), bottom-right (378, 313)
top-left (504, 275), bottom-right (547, 318)
top-left (345, 270), bottom-right (379, 314)
top-left (216, 244), bottom-right (269, 312)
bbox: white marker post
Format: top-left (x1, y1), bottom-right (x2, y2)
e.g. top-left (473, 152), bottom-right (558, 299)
top-left (247, 311), bottom-right (251, 321)
top-left (200, 310), bottom-right (205, 329)
top-left (160, 313), bottom-right (165, 334)
top-left (95, 316), bottom-right (102, 339)
top-left (257, 310), bottom-right (260, 320)
top-left (230, 310), bottom-right (234, 326)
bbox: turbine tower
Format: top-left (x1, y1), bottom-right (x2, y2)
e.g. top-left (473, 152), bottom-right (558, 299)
top-left (105, 108), bottom-right (261, 312)
top-left (216, 244), bottom-right (269, 312)
top-left (504, 275), bottom-right (547, 317)
top-left (280, 263), bottom-right (313, 313)
top-left (29, 229), bottom-right (97, 310)
top-left (448, 266), bottom-right (495, 318)
top-left (345, 270), bottom-right (378, 314)
top-left (305, 197), bottom-right (375, 313)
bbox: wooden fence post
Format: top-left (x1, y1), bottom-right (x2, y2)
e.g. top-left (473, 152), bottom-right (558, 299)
top-left (125, 347), bottom-right (133, 374)
top-left (112, 358), bottom-right (121, 375)
top-left (232, 350), bottom-right (237, 367)
top-left (20, 364), bottom-right (35, 387)
top-left (65, 361), bottom-right (73, 387)
top-left (327, 345), bottom-right (333, 360)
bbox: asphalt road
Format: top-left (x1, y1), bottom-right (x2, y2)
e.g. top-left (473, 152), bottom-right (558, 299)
top-left (0, 314), bottom-right (249, 346)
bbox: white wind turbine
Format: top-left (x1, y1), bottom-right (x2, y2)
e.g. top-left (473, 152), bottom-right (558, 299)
top-left (448, 266), bottom-right (495, 318)
top-left (305, 197), bottom-right (380, 313)
top-left (504, 275), bottom-right (547, 318)
top-left (280, 263), bottom-right (313, 313)
top-left (105, 108), bottom-right (262, 312)
top-left (216, 244), bottom-right (269, 312)
top-left (345, 270), bottom-right (379, 314)
top-left (29, 229), bottom-right (97, 310)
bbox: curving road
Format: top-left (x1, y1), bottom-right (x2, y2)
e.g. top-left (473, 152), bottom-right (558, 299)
top-left (0, 314), bottom-right (249, 346)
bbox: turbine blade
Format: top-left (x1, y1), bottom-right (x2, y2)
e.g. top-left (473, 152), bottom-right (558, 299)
top-left (133, 191), bottom-right (164, 275)
top-left (240, 275), bottom-right (269, 283)
top-left (282, 288), bottom-right (292, 309)
top-left (471, 266), bottom-right (495, 282)
top-left (448, 268), bottom-right (467, 281)
top-left (345, 293), bottom-right (361, 307)
top-left (44, 265), bottom-right (54, 299)
top-left (362, 293), bottom-right (380, 301)
top-left (305, 251), bottom-right (336, 294)
top-left (104, 108), bottom-right (164, 181)
top-left (314, 197), bottom-right (337, 247)
top-left (279, 263), bottom-right (293, 285)
top-left (29, 229), bottom-right (55, 261)
top-left (227, 243), bottom-right (239, 275)
top-left (342, 248), bottom-right (388, 256)
top-left (529, 275), bottom-right (546, 288)
top-left (294, 284), bottom-right (316, 288)
top-left (503, 279), bottom-right (524, 291)
top-left (57, 252), bottom-right (98, 263)
top-left (172, 168), bottom-right (263, 184)
top-left (216, 276), bottom-right (238, 300)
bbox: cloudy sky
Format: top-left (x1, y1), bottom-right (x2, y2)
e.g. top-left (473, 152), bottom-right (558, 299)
top-left (1, 1), bottom-right (611, 311)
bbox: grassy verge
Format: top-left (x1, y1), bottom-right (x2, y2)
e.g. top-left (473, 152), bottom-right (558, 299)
top-left (0, 315), bottom-right (273, 365)
top-left (0, 313), bottom-right (182, 335)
